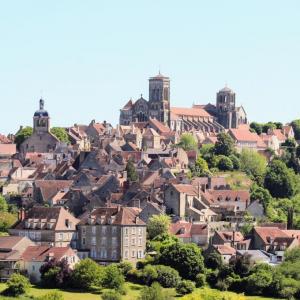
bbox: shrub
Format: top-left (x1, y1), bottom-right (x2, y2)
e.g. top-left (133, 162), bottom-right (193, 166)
top-left (155, 265), bottom-right (181, 288)
top-left (140, 265), bottom-right (158, 285)
top-left (195, 273), bottom-right (206, 288)
top-left (176, 280), bottom-right (195, 296)
top-left (138, 282), bottom-right (167, 300)
top-left (102, 290), bottom-right (122, 300)
top-left (217, 155), bottom-right (234, 171)
top-left (71, 258), bottom-right (103, 290)
top-left (38, 291), bottom-right (64, 300)
top-left (102, 264), bottom-right (125, 291)
top-left (115, 261), bottom-right (133, 277)
top-left (6, 273), bottom-right (30, 296)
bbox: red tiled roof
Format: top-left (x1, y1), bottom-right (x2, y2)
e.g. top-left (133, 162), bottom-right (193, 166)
top-left (272, 129), bottom-right (286, 142)
top-left (214, 244), bottom-right (236, 255)
top-left (229, 128), bottom-right (261, 142)
top-left (0, 134), bottom-right (12, 144)
top-left (172, 184), bottom-right (198, 196)
top-left (171, 107), bottom-right (212, 118)
top-left (208, 190), bottom-right (250, 203)
top-left (149, 118), bottom-right (171, 134)
top-left (254, 227), bottom-right (289, 244)
top-left (216, 231), bottom-right (244, 242)
top-left (34, 180), bottom-right (73, 201)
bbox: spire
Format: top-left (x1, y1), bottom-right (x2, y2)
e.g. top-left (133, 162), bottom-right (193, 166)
top-left (39, 98), bottom-right (44, 110)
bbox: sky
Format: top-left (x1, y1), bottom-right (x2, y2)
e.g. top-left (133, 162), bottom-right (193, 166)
top-left (0, 0), bottom-right (300, 134)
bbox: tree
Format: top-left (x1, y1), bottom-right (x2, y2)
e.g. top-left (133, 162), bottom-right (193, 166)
top-left (229, 154), bottom-right (241, 170)
top-left (195, 273), bottom-right (206, 288)
top-left (159, 242), bottom-right (204, 280)
top-left (40, 258), bottom-right (72, 288)
top-left (214, 133), bottom-right (235, 156)
top-left (140, 264), bottom-right (158, 285)
top-left (250, 122), bottom-right (263, 135)
top-left (0, 212), bottom-right (17, 232)
top-left (230, 253), bottom-right (252, 277)
top-left (264, 160), bottom-right (296, 198)
top-left (154, 265), bottom-right (181, 288)
top-left (50, 127), bottom-right (70, 143)
top-left (0, 195), bottom-right (8, 212)
top-left (240, 148), bottom-right (266, 185)
top-left (14, 126), bottom-right (33, 149)
top-left (190, 156), bottom-right (210, 177)
top-left (262, 122), bottom-right (276, 133)
top-left (71, 258), bottom-right (103, 290)
top-left (177, 133), bottom-right (198, 151)
top-left (204, 252), bottom-right (223, 270)
top-left (147, 214), bottom-right (171, 240)
top-left (6, 273), bottom-right (30, 296)
top-left (102, 290), bottom-right (122, 300)
top-left (102, 264), bottom-right (125, 291)
top-left (291, 119), bottom-right (300, 140)
top-left (176, 280), bottom-right (195, 296)
top-left (250, 184), bottom-right (272, 208)
top-left (126, 160), bottom-right (138, 182)
top-left (216, 155), bottom-right (233, 171)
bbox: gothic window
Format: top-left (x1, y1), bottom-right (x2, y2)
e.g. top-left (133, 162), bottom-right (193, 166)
top-left (164, 88), bottom-right (169, 101)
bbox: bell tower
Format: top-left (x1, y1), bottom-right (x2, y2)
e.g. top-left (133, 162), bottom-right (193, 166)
top-left (33, 98), bottom-right (50, 133)
top-left (148, 72), bottom-right (170, 126)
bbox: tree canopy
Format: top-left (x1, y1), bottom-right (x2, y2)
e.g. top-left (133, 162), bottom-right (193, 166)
top-left (147, 214), bottom-right (171, 240)
top-left (177, 133), bottom-right (198, 151)
top-left (50, 127), bottom-right (70, 143)
top-left (214, 133), bottom-right (235, 156)
top-left (14, 126), bottom-right (33, 149)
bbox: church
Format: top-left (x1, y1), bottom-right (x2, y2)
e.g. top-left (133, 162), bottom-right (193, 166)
top-left (20, 99), bottom-right (60, 156)
top-left (119, 73), bottom-right (247, 133)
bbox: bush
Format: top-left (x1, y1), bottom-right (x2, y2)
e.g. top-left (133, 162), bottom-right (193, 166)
top-left (140, 265), bottom-right (158, 285)
top-left (155, 265), bottom-right (181, 288)
top-left (38, 291), bottom-right (64, 300)
top-left (102, 290), bottom-right (122, 300)
top-left (138, 282), bottom-right (168, 300)
top-left (217, 155), bottom-right (233, 171)
top-left (6, 273), bottom-right (30, 296)
top-left (102, 264), bottom-right (125, 291)
top-left (71, 258), bottom-right (103, 290)
top-left (176, 280), bottom-right (195, 296)
top-left (115, 261), bottom-right (133, 277)
top-left (195, 273), bottom-right (206, 288)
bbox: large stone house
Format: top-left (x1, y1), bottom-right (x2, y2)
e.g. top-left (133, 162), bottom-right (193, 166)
top-left (9, 207), bottom-right (79, 248)
top-left (77, 207), bottom-right (146, 264)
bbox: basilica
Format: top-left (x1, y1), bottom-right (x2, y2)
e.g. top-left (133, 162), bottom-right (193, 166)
top-left (119, 73), bottom-right (247, 133)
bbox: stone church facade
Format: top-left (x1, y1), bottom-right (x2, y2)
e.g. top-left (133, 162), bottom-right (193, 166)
top-left (119, 73), bottom-right (247, 131)
top-left (20, 99), bottom-right (60, 156)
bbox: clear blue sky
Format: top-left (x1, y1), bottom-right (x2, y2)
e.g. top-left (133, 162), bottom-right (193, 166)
top-left (1, 0), bottom-right (300, 134)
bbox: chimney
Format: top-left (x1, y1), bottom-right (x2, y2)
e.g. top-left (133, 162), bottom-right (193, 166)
top-left (197, 182), bottom-right (201, 199)
top-left (135, 216), bottom-right (140, 224)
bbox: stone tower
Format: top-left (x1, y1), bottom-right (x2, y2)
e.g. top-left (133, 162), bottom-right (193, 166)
top-left (216, 86), bottom-right (236, 129)
top-left (148, 72), bottom-right (170, 126)
top-left (33, 98), bottom-right (50, 133)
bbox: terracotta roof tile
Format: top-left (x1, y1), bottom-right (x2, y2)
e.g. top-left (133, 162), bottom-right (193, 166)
top-left (171, 107), bottom-right (212, 118)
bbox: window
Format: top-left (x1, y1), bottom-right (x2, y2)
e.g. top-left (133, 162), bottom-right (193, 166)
top-left (32, 265), bottom-right (35, 271)
top-left (59, 233), bottom-right (63, 241)
top-left (102, 226), bottom-right (107, 234)
top-left (90, 248), bottom-right (97, 258)
top-left (138, 238), bottom-right (142, 246)
top-left (82, 237), bottom-right (86, 246)
top-left (112, 237), bottom-right (118, 246)
top-left (124, 250), bottom-right (129, 259)
top-left (132, 227), bottom-right (136, 235)
top-left (101, 237), bottom-right (107, 246)
top-left (82, 227), bottom-right (86, 235)
top-left (112, 226), bottom-right (117, 235)
top-left (131, 250), bottom-right (136, 258)
top-left (100, 248), bottom-right (107, 259)
top-left (124, 238), bottom-right (129, 246)
top-left (92, 226), bottom-right (96, 235)
top-left (131, 238), bottom-right (136, 246)
top-left (112, 250), bottom-right (117, 259)
top-left (138, 228), bottom-right (143, 236)
top-left (125, 227), bottom-right (129, 236)
top-left (91, 236), bottom-right (96, 245)
top-left (138, 250), bottom-right (143, 259)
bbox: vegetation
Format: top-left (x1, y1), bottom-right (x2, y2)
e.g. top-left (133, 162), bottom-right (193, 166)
top-left (5, 273), bottom-right (30, 296)
top-left (50, 127), bottom-right (70, 143)
top-left (126, 160), bottom-right (139, 182)
top-left (147, 214), bottom-right (171, 240)
top-left (178, 134), bottom-right (198, 151)
top-left (14, 126), bottom-right (33, 148)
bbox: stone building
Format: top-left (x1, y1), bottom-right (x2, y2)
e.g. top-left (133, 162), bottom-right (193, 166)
top-left (119, 74), bottom-right (247, 131)
top-left (20, 99), bottom-right (60, 156)
top-left (77, 207), bottom-right (146, 264)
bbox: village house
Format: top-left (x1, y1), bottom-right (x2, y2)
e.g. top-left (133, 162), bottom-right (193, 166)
top-left (20, 245), bottom-right (79, 282)
top-left (0, 236), bottom-right (35, 281)
top-left (77, 206), bottom-right (147, 264)
top-left (9, 207), bottom-right (79, 248)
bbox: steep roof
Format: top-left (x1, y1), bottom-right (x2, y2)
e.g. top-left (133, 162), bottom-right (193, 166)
top-left (171, 184), bottom-right (199, 196)
top-left (229, 128), bottom-right (261, 142)
top-left (214, 244), bottom-right (236, 255)
top-left (254, 227), bottom-right (290, 244)
top-left (171, 107), bottom-right (212, 118)
top-left (149, 118), bottom-right (171, 134)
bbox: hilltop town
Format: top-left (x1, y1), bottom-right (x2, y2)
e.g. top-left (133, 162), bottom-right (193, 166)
top-left (1, 73), bottom-right (300, 299)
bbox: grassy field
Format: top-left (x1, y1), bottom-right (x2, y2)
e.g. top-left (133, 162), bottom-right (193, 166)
top-left (216, 171), bottom-right (253, 190)
top-left (0, 283), bottom-right (279, 300)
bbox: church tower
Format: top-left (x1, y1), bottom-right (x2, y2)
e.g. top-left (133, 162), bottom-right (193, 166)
top-left (148, 72), bottom-right (170, 126)
top-left (33, 98), bottom-right (50, 133)
top-left (216, 86), bottom-right (236, 129)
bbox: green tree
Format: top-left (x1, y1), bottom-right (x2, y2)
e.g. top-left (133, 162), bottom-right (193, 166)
top-left (159, 242), bottom-right (204, 280)
top-left (250, 122), bottom-right (263, 135)
top-left (6, 273), bottom-right (30, 296)
top-left (102, 264), bottom-right (125, 291)
top-left (291, 119), bottom-right (300, 140)
top-left (126, 160), bottom-right (138, 182)
top-left (240, 148), bottom-right (267, 185)
top-left (0, 212), bottom-right (17, 232)
top-left (147, 214), bottom-right (171, 240)
top-left (250, 184), bottom-right (272, 208)
top-left (14, 126), bottom-right (33, 149)
top-left (176, 280), bottom-right (195, 296)
top-left (262, 122), bottom-right (276, 133)
top-left (204, 252), bottom-right (223, 270)
top-left (50, 127), bottom-right (70, 143)
top-left (216, 155), bottom-right (233, 171)
top-left (154, 265), bottom-right (181, 288)
top-left (190, 156), bottom-right (210, 177)
top-left (214, 132), bottom-right (235, 156)
top-left (71, 258), bottom-right (103, 290)
top-left (0, 195), bottom-right (8, 212)
top-left (177, 133), bottom-right (198, 151)
top-left (264, 160), bottom-right (296, 198)
top-left (229, 154), bottom-right (241, 170)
